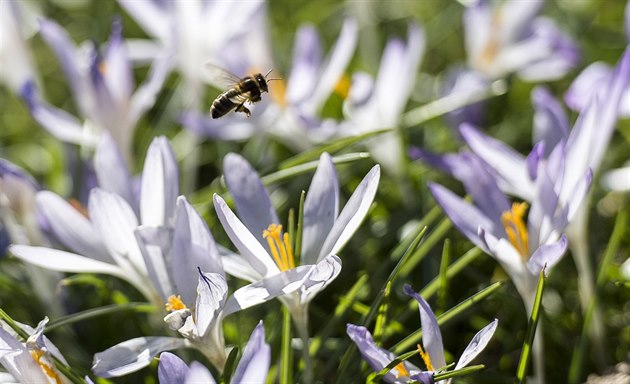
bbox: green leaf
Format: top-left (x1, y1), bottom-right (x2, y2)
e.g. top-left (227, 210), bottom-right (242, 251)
top-left (516, 268), bottom-right (546, 383)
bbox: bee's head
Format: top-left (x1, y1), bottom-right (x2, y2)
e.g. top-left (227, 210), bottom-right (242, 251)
top-left (254, 73), bottom-right (269, 93)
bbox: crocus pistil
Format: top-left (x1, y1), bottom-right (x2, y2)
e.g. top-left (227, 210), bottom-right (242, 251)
top-left (262, 224), bottom-right (295, 271)
top-left (501, 202), bottom-right (530, 260)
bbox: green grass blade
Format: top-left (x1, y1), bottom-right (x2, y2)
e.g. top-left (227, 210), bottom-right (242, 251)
top-left (373, 281), bottom-right (392, 344)
top-left (45, 302), bottom-right (156, 332)
top-left (420, 247), bottom-right (483, 299)
top-left (398, 217), bottom-right (452, 280)
top-left (437, 239), bottom-right (451, 314)
top-left (432, 364), bottom-right (486, 382)
top-left (336, 227), bottom-right (427, 383)
top-left (516, 268), bottom-right (546, 383)
top-left (280, 306), bottom-right (293, 384)
top-left (221, 346), bottom-right (239, 384)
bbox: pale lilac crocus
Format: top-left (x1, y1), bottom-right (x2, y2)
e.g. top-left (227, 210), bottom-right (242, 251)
top-left (9, 136), bottom-right (179, 305)
top-left (117, 0), bottom-right (264, 109)
top-left (181, 18), bottom-right (359, 146)
top-left (443, 47), bottom-right (630, 334)
top-left (429, 151), bottom-right (582, 310)
top-left (347, 285), bottom-right (497, 384)
top-left (213, 152), bottom-right (379, 375)
top-left (336, 23), bottom-right (425, 174)
top-left (463, 0), bottom-right (579, 81)
top-left (0, 0), bottom-right (38, 93)
top-left (20, 18), bottom-right (171, 163)
top-left (0, 317), bottom-right (71, 384)
top-left (92, 263), bottom-right (291, 377)
top-left (157, 321), bottom-right (270, 384)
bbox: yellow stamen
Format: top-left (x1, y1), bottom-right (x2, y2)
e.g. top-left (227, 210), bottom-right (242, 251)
top-left (333, 74), bottom-right (351, 99)
top-left (418, 344), bottom-right (435, 371)
top-left (30, 350), bottom-right (62, 384)
top-left (501, 202), bottom-right (530, 260)
top-left (269, 77), bottom-right (287, 107)
top-left (262, 224), bottom-right (295, 271)
top-left (165, 295), bottom-right (187, 312)
top-left (394, 361), bottom-right (410, 378)
top-left (478, 10), bottom-right (502, 69)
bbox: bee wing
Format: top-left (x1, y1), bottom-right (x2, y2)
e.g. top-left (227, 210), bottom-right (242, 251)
top-left (204, 63), bottom-right (242, 89)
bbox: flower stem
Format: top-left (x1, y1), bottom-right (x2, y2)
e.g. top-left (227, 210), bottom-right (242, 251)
top-left (293, 304), bottom-right (313, 384)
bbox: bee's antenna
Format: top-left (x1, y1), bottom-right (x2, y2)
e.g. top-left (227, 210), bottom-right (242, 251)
top-left (264, 69), bottom-right (282, 82)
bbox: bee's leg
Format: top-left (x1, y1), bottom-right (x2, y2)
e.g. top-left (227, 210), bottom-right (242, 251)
top-left (235, 103), bottom-right (251, 117)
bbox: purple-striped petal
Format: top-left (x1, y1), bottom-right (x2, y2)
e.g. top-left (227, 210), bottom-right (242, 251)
top-left (94, 133), bottom-right (135, 209)
top-left (532, 86), bottom-right (569, 153)
top-left (454, 318), bottom-right (498, 370)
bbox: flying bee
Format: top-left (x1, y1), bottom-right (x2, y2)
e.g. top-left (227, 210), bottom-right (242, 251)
top-left (205, 64), bottom-right (280, 119)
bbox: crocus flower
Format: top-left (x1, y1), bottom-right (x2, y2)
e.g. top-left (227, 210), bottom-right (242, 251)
top-left (9, 136), bottom-right (179, 305)
top-left (213, 153), bottom-right (380, 334)
top-left (347, 285), bottom-right (497, 384)
top-left (0, 317), bottom-right (71, 384)
top-left (0, 0), bottom-right (38, 93)
top-left (117, 0), bottom-right (264, 109)
top-left (336, 23), bottom-right (425, 174)
top-left (428, 152), bottom-right (584, 309)
top-left (157, 321), bottom-right (270, 384)
top-left (463, 0), bottom-right (579, 81)
top-left (20, 18), bottom-right (171, 162)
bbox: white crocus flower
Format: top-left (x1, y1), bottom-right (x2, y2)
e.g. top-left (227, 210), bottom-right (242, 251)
top-left (9, 135), bottom-right (179, 306)
top-left (213, 152), bottom-right (380, 341)
top-left (0, 317), bottom-right (71, 384)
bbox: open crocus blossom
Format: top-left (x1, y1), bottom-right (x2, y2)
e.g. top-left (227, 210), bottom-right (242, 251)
top-left (157, 321), bottom-right (270, 384)
top-left (0, 317), bottom-right (71, 384)
top-left (463, 0), bottom-right (579, 81)
top-left (20, 18), bottom-right (171, 162)
top-left (92, 193), bottom-right (313, 377)
top-left (213, 153), bottom-right (380, 330)
top-left (347, 285), bottom-right (497, 384)
top-left (9, 136), bottom-right (179, 306)
top-left (429, 152), bottom-right (585, 310)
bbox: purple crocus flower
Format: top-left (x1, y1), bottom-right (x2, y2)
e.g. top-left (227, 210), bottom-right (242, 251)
top-left (21, 18), bottom-right (172, 163)
top-left (0, 0), bottom-right (38, 93)
top-left (347, 285), bottom-right (497, 384)
top-left (156, 321), bottom-right (270, 384)
top-left (463, 0), bottom-right (580, 81)
top-left (428, 151), bottom-right (584, 310)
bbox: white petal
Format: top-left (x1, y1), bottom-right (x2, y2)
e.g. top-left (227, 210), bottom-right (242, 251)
top-left (9, 245), bottom-right (124, 277)
top-left (213, 195), bottom-right (279, 278)
top-left (36, 191), bottom-right (112, 263)
top-left (318, 165), bottom-right (380, 262)
top-left (135, 226), bottom-right (174, 301)
top-left (94, 132), bottom-right (135, 209)
top-left (184, 362), bottom-right (216, 384)
top-left (301, 153), bottom-right (339, 265)
top-left (195, 272), bottom-right (227, 338)
top-left (92, 337), bottom-right (187, 378)
top-left (172, 196), bottom-right (224, 306)
top-left (455, 319), bottom-right (498, 370)
top-left (88, 188), bottom-right (147, 276)
top-left (140, 136), bottom-right (179, 227)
